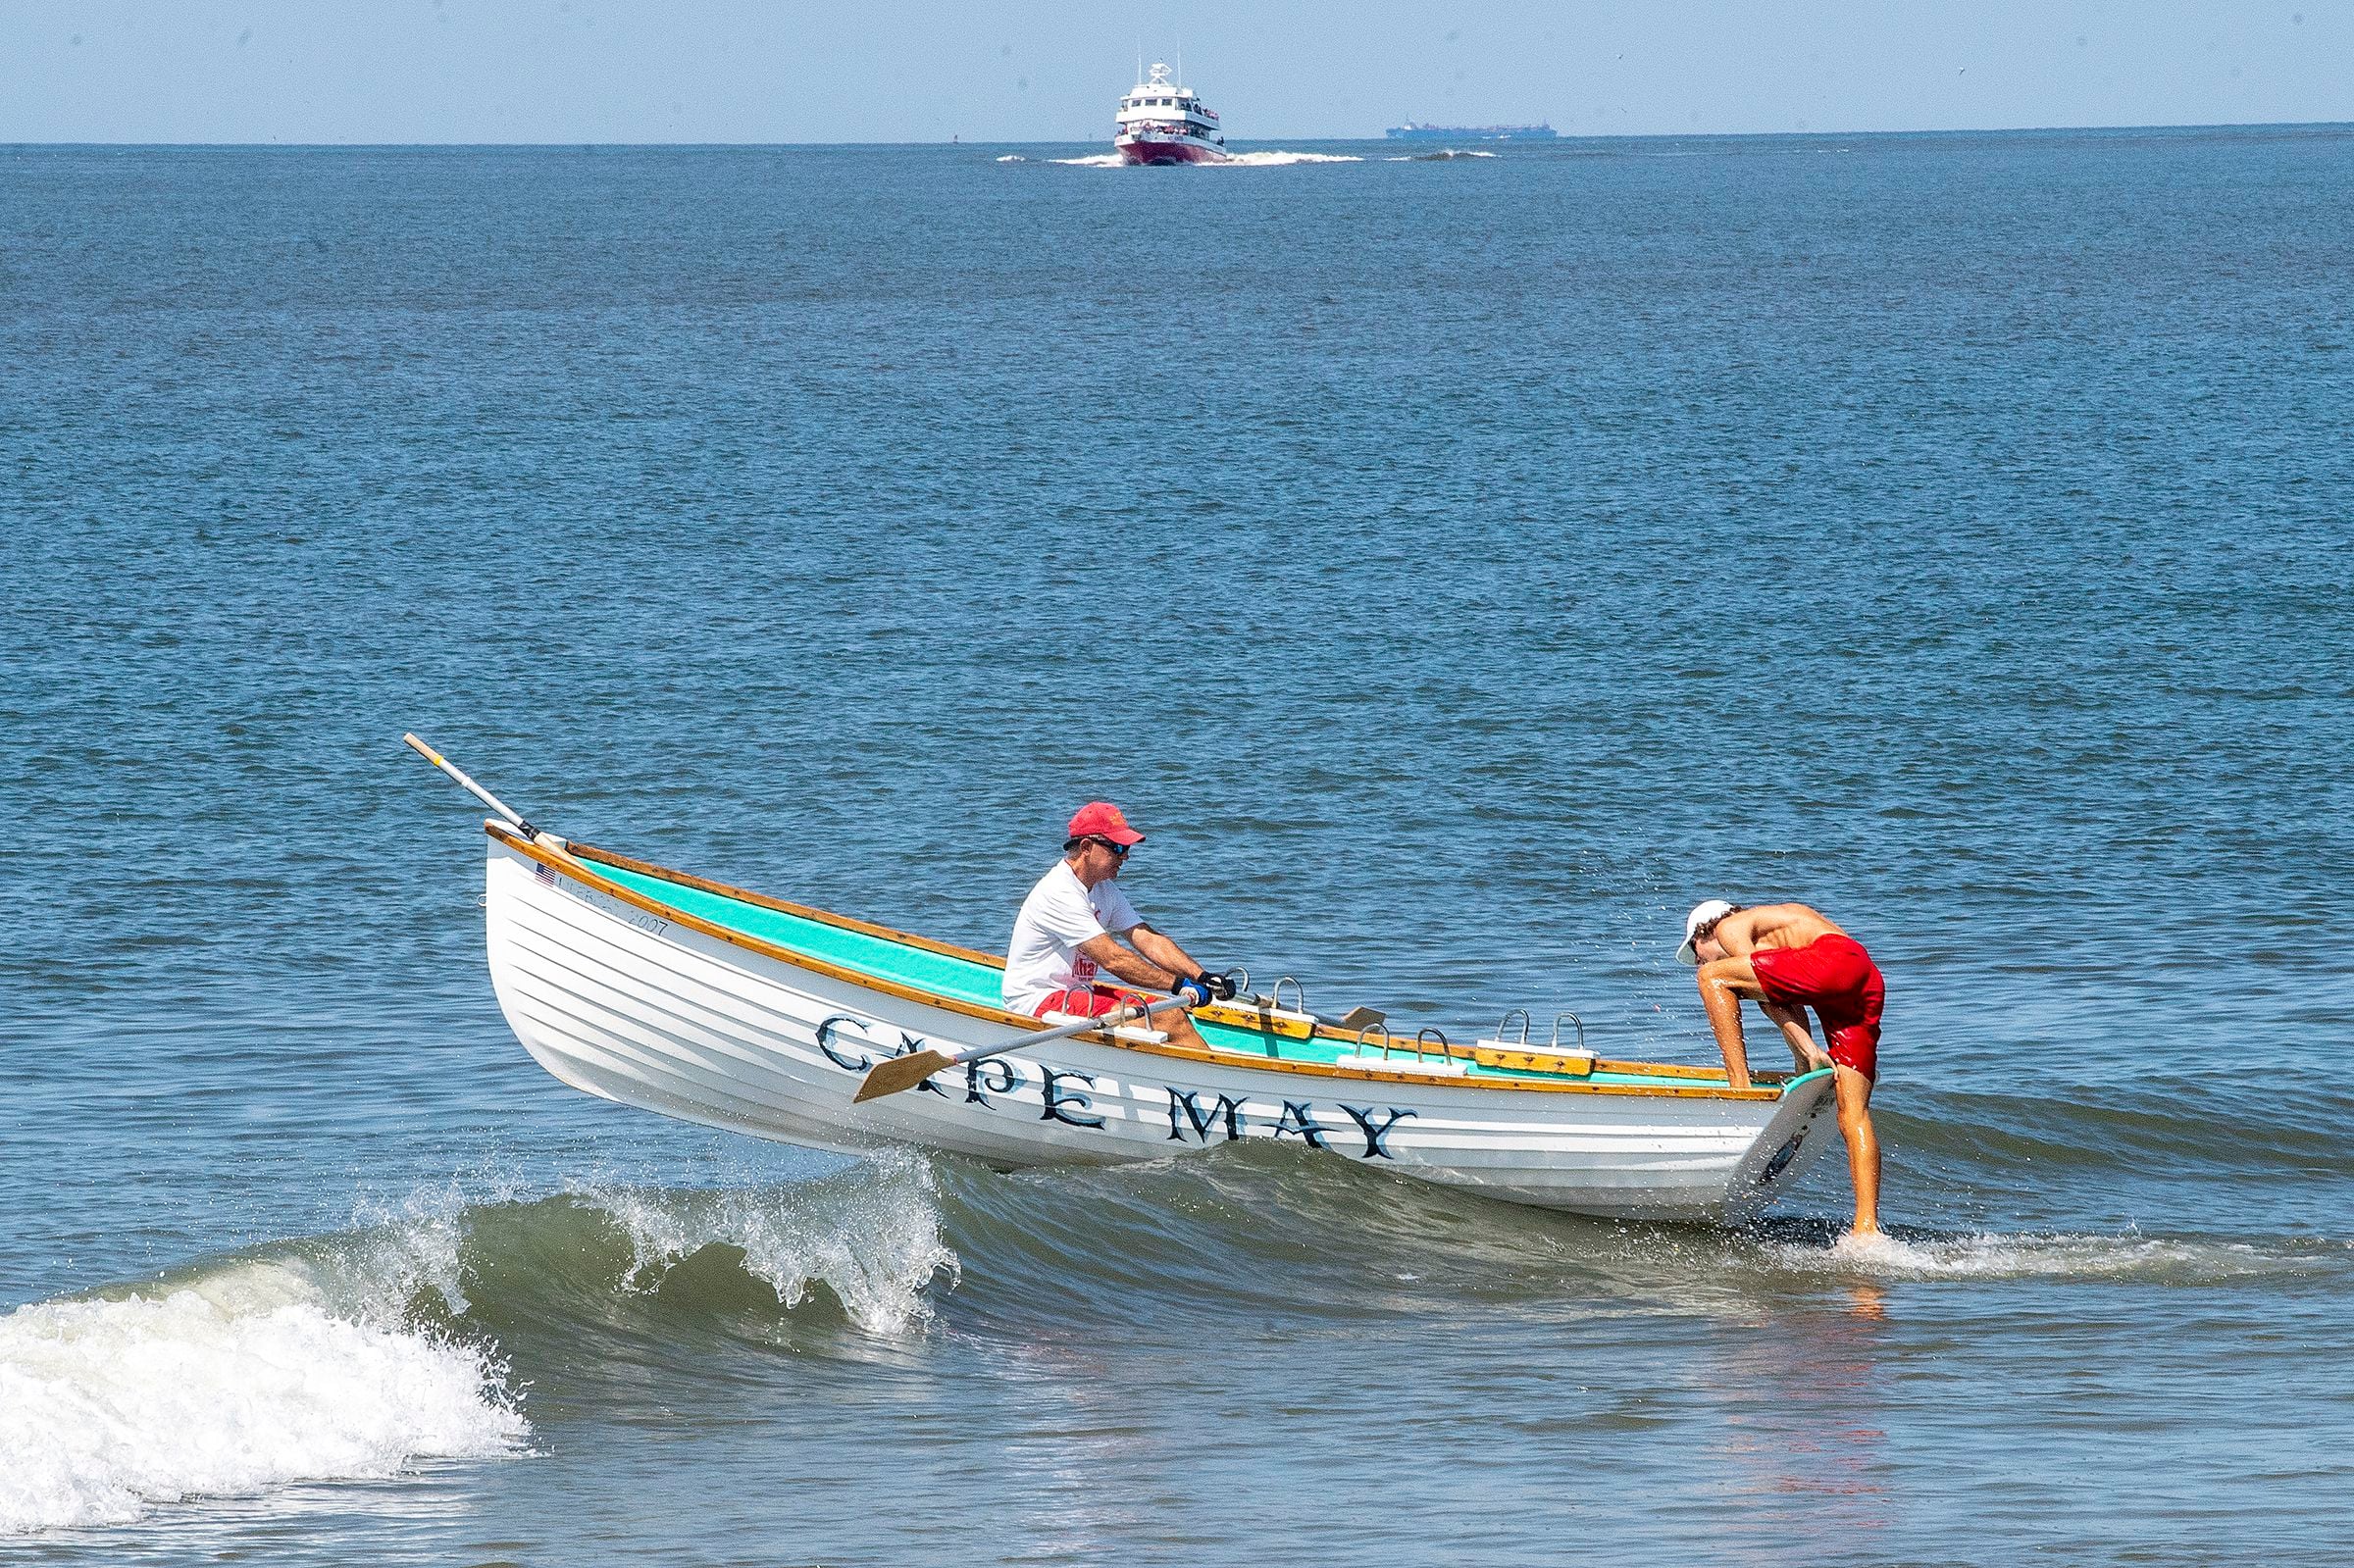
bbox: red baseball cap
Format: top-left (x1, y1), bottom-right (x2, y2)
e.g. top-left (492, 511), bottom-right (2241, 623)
top-left (1066, 801), bottom-right (1146, 846)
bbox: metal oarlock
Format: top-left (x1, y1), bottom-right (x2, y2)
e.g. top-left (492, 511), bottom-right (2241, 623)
top-left (1272, 976), bottom-right (1307, 1018)
top-left (1356, 1020), bottom-right (1395, 1060)
top-left (1480, 1008), bottom-right (1589, 1059)
top-left (1414, 1027), bottom-right (1451, 1066)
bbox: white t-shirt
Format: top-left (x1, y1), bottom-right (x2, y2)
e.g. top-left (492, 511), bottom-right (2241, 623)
top-left (1002, 861), bottom-right (1144, 1015)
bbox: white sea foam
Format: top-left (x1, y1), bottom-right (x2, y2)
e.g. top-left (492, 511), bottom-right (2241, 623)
top-left (1216, 150), bottom-right (1363, 166)
top-left (1771, 1228), bottom-right (2310, 1283)
top-left (995, 154), bottom-right (1026, 163)
top-left (582, 1153), bottom-right (956, 1335)
top-left (0, 1261), bottom-right (525, 1537)
top-left (1049, 150), bottom-right (1363, 169)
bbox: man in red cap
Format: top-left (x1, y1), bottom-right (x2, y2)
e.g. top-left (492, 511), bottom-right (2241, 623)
top-left (1002, 802), bottom-right (1232, 1048)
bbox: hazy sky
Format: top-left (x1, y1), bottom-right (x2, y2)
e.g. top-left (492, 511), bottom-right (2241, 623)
top-left (6, 1), bottom-right (2347, 143)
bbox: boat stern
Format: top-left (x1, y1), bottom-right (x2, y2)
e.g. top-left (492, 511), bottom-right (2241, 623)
top-left (1718, 1069), bottom-right (1842, 1225)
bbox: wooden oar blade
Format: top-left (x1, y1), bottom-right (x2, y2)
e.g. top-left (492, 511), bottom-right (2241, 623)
top-left (853, 1049), bottom-right (953, 1103)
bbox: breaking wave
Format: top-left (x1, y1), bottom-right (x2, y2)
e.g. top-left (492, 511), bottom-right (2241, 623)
top-left (0, 1260), bottom-right (523, 1537)
top-left (10, 1138), bottom-right (2340, 1537)
top-left (0, 1153), bottom-right (952, 1537)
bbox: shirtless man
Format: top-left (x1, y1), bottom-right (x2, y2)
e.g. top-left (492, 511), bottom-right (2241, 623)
top-left (1002, 802), bottom-right (1234, 1049)
top-left (1679, 899), bottom-right (1887, 1239)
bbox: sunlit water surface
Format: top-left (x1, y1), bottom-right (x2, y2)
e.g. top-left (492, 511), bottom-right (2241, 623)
top-left (4, 128), bottom-right (2351, 1564)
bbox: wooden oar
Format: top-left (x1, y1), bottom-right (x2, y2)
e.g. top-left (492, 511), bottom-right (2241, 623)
top-left (404, 733), bottom-right (542, 839)
top-left (853, 992), bottom-right (1200, 1103)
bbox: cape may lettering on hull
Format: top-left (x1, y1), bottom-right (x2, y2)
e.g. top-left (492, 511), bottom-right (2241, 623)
top-left (816, 1014), bottom-right (1419, 1159)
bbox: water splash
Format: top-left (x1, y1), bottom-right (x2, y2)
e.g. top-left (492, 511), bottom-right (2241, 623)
top-left (578, 1151), bottom-right (957, 1336)
top-left (340, 1179), bottom-right (483, 1315)
top-left (1768, 1227), bottom-right (2324, 1283)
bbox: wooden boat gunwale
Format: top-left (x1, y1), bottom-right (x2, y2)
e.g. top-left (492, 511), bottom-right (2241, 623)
top-left (494, 824), bottom-right (1805, 1104)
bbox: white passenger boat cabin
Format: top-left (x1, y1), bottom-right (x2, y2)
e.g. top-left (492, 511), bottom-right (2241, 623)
top-left (1116, 62), bottom-right (1223, 149)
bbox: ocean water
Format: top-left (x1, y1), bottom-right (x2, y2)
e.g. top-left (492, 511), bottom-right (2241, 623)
top-left (4, 127), bottom-right (2351, 1563)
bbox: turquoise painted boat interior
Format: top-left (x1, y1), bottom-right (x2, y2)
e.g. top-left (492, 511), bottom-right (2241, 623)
top-left (582, 857), bottom-right (1752, 1089)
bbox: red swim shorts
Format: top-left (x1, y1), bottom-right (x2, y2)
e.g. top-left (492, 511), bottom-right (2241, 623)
top-left (1749, 934), bottom-right (1885, 1081)
top-left (1035, 985), bottom-right (1152, 1020)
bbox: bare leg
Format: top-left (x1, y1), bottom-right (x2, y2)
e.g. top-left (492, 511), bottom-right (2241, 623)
top-left (1833, 1065), bottom-right (1881, 1238)
top-left (1696, 960), bottom-right (1756, 1090)
top-left (1072, 995), bottom-right (1210, 1051)
top-left (1758, 997), bottom-right (1829, 1072)
top-left (1159, 1010), bottom-right (1210, 1051)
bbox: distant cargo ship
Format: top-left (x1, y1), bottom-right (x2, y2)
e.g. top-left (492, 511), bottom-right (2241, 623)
top-left (1385, 122), bottom-right (1559, 142)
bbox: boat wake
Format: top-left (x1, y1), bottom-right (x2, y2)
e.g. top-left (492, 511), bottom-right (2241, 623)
top-left (1217, 150), bottom-right (1363, 166)
top-left (1385, 149), bottom-right (1503, 161)
top-left (1046, 150), bottom-right (1363, 168)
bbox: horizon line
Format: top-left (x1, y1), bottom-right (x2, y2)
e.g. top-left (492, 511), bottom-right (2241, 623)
top-left (5, 118), bottom-right (2351, 151)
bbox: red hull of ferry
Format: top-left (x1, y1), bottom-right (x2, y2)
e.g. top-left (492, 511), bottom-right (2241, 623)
top-left (1116, 137), bottom-right (1227, 166)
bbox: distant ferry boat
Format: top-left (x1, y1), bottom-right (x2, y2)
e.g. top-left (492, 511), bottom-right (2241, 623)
top-left (1386, 122), bottom-right (1559, 142)
top-left (1115, 62), bottom-right (1228, 165)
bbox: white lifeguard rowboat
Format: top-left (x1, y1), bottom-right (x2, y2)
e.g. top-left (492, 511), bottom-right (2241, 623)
top-left (446, 800), bottom-right (1841, 1223)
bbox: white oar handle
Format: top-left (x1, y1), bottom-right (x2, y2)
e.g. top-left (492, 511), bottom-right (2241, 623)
top-left (404, 733), bottom-right (538, 838)
top-left (944, 991), bottom-right (1198, 1069)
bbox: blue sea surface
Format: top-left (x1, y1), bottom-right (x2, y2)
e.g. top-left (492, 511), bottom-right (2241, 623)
top-left (3, 127), bottom-right (2352, 1563)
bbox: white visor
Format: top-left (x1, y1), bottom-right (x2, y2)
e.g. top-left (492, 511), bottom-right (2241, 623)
top-left (1677, 899), bottom-right (1736, 965)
